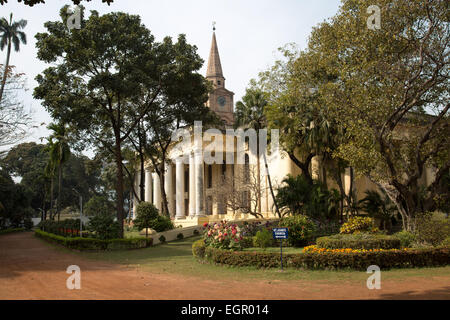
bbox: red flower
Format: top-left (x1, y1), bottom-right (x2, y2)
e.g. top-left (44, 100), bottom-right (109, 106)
top-left (203, 222), bottom-right (208, 227)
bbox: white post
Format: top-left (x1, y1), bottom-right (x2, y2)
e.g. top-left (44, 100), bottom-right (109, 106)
top-left (175, 157), bottom-right (185, 219)
top-left (145, 169), bottom-right (152, 204)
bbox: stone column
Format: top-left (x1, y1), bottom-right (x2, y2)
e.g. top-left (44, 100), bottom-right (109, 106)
top-left (189, 152), bottom-right (196, 217)
top-left (132, 171), bottom-right (140, 219)
top-left (175, 157), bottom-right (185, 219)
top-left (153, 171), bottom-right (161, 211)
top-left (144, 169), bottom-right (152, 204)
top-left (194, 148), bottom-right (205, 217)
top-left (165, 161), bottom-right (174, 217)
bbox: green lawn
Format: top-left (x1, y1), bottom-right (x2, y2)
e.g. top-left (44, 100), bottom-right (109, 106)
top-left (75, 235), bottom-right (450, 283)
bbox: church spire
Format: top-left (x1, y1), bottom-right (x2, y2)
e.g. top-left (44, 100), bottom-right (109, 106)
top-left (206, 29), bottom-right (224, 80)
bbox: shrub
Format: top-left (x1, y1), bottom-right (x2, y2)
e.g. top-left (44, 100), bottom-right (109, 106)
top-left (177, 233), bottom-right (184, 240)
top-left (313, 220), bottom-right (341, 238)
top-left (34, 229), bottom-right (152, 250)
top-left (316, 233), bottom-right (401, 250)
top-left (278, 215), bottom-right (316, 247)
top-left (0, 227), bottom-right (25, 235)
top-left (192, 239), bottom-right (206, 258)
top-left (441, 237), bottom-right (450, 247)
top-left (193, 229), bottom-right (200, 236)
top-left (37, 219), bottom-right (84, 237)
top-left (393, 230), bottom-right (416, 248)
top-left (197, 245), bottom-right (450, 270)
top-left (83, 195), bottom-right (115, 216)
top-left (151, 215), bottom-right (174, 232)
top-left (240, 236), bottom-right (254, 248)
top-left (414, 211), bottom-right (450, 246)
top-left (134, 202), bottom-right (159, 237)
top-left (202, 221), bottom-right (244, 250)
top-left (87, 214), bottom-right (121, 240)
top-left (253, 228), bottom-right (273, 250)
top-left (158, 235), bottom-right (166, 243)
top-left (340, 216), bottom-right (378, 234)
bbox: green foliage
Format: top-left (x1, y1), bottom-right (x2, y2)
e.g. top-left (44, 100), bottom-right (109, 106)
top-left (340, 216), bottom-right (378, 234)
top-left (202, 221), bottom-right (245, 251)
top-left (393, 231), bottom-right (417, 248)
top-left (158, 235), bottom-right (166, 243)
top-left (252, 228), bottom-right (273, 250)
top-left (34, 229), bottom-right (152, 251)
top-left (316, 234), bottom-right (401, 250)
top-left (0, 227), bottom-right (25, 235)
top-left (38, 219), bottom-right (84, 237)
top-left (192, 239), bottom-right (206, 258)
top-left (133, 202), bottom-right (160, 236)
top-left (278, 214), bottom-right (316, 247)
top-left (87, 213), bottom-right (120, 240)
top-left (84, 195), bottom-right (114, 216)
top-left (23, 217), bottom-right (33, 230)
top-left (359, 190), bottom-right (397, 230)
top-left (276, 175), bottom-right (340, 221)
top-left (150, 215), bottom-right (174, 232)
top-left (198, 246), bottom-right (450, 270)
top-left (414, 212), bottom-right (450, 247)
top-left (177, 233), bottom-right (184, 240)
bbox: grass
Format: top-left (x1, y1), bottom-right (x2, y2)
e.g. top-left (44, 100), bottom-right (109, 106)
top-left (75, 235), bottom-right (450, 283)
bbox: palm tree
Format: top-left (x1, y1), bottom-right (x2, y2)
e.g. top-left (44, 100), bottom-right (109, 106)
top-left (0, 13), bottom-right (27, 104)
top-left (47, 123), bottom-right (71, 221)
top-left (234, 88), bottom-right (280, 216)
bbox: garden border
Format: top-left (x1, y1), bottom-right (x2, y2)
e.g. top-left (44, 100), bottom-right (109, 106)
top-left (192, 239), bottom-right (450, 270)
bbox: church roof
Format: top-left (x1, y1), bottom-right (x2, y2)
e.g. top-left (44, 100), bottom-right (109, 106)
top-left (206, 32), bottom-right (224, 78)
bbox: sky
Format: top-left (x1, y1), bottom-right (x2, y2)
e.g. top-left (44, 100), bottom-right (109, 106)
top-left (0, 0), bottom-right (342, 157)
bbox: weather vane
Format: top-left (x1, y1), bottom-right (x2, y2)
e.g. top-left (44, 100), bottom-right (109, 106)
top-left (212, 21), bottom-right (216, 31)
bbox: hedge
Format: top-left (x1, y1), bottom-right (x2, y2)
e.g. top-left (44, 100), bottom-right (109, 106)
top-left (316, 234), bottom-right (401, 250)
top-left (192, 241), bottom-right (450, 270)
top-left (0, 228), bottom-right (26, 236)
top-left (35, 229), bottom-right (153, 251)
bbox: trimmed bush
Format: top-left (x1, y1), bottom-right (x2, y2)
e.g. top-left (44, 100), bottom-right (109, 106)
top-left (35, 229), bottom-right (152, 250)
top-left (394, 230), bottom-right (416, 248)
top-left (340, 216), bottom-right (378, 234)
top-left (197, 245), bottom-right (450, 270)
top-left (0, 227), bottom-right (25, 235)
top-left (192, 239), bottom-right (206, 258)
top-left (87, 214), bottom-right (121, 240)
top-left (278, 215), bottom-right (316, 247)
top-left (159, 235), bottom-right (166, 243)
top-left (151, 215), bottom-right (175, 232)
top-left (316, 233), bottom-right (401, 250)
top-left (177, 233), bottom-right (184, 240)
top-left (38, 219), bottom-right (84, 237)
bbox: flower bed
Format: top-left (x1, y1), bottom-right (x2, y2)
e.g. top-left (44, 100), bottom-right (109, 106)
top-left (192, 239), bottom-right (450, 270)
top-left (35, 229), bottom-right (152, 251)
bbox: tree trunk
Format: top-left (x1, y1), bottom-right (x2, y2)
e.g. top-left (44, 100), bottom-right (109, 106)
top-left (57, 163), bottom-right (62, 222)
top-left (263, 152), bottom-right (281, 217)
top-left (256, 138), bottom-right (261, 215)
top-left (114, 137), bottom-right (125, 238)
top-left (49, 177), bottom-right (54, 220)
top-left (159, 166), bottom-right (170, 218)
top-left (0, 39), bottom-right (11, 104)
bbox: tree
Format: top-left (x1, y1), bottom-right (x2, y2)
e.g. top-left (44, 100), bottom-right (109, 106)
top-left (234, 87), bottom-right (279, 216)
top-left (305, 0), bottom-right (449, 230)
top-left (0, 13), bottom-right (26, 104)
top-left (0, 65), bottom-right (32, 150)
top-left (133, 202), bottom-right (158, 238)
top-left (0, 0), bottom-right (114, 6)
top-left (46, 122), bottom-right (71, 221)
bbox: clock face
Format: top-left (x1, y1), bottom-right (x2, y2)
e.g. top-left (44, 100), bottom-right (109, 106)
top-left (217, 96), bottom-right (226, 107)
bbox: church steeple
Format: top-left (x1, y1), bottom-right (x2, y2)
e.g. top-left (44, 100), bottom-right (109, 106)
top-left (205, 26), bottom-right (234, 125)
top-left (206, 30), bottom-right (225, 88)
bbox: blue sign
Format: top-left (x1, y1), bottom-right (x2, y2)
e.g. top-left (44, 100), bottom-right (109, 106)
top-left (272, 228), bottom-right (288, 239)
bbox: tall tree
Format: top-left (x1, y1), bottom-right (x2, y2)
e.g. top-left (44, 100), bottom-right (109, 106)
top-left (306, 0), bottom-right (449, 230)
top-left (234, 87), bottom-right (280, 216)
top-left (0, 13), bottom-right (26, 104)
top-left (46, 122), bottom-right (71, 221)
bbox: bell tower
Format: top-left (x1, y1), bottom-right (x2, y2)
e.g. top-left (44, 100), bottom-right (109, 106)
top-left (205, 25), bottom-right (234, 125)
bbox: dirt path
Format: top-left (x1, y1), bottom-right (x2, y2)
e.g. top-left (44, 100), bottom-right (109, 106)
top-left (0, 232), bottom-right (449, 300)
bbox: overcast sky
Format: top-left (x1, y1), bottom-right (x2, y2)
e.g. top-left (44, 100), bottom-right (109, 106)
top-left (1, 0), bottom-right (342, 156)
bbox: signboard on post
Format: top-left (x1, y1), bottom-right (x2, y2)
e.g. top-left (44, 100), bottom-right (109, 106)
top-left (272, 228), bottom-right (288, 271)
